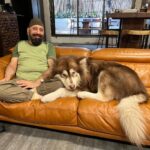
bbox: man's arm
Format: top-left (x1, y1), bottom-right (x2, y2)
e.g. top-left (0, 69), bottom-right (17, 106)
top-left (1, 57), bottom-right (18, 81)
top-left (36, 58), bottom-right (55, 83)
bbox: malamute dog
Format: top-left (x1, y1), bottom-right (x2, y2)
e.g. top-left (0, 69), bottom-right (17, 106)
top-left (41, 56), bottom-right (148, 148)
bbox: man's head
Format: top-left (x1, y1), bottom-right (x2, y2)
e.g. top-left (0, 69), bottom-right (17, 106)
top-left (27, 18), bottom-right (44, 46)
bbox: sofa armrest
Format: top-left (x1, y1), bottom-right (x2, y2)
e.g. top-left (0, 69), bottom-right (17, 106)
top-left (0, 54), bottom-right (11, 80)
top-left (0, 69), bottom-right (5, 80)
top-left (0, 63), bottom-right (6, 79)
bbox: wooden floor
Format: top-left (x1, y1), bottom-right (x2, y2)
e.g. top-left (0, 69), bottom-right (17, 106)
top-left (0, 123), bottom-right (149, 150)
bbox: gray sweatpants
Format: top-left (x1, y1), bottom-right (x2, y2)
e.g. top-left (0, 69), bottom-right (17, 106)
top-left (0, 78), bottom-right (63, 103)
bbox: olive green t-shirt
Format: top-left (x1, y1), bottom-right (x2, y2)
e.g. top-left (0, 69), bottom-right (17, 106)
top-left (12, 41), bottom-right (56, 81)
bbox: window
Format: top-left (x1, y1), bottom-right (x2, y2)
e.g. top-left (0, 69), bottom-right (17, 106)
top-left (50, 0), bottom-right (134, 36)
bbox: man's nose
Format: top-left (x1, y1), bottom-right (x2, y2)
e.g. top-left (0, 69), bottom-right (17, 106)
top-left (36, 29), bottom-right (41, 34)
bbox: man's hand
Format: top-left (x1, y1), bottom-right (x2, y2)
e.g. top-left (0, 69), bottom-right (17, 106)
top-left (16, 80), bottom-right (41, 89)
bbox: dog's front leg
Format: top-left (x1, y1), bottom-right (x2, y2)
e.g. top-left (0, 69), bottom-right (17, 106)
top-left (77, 91), bottom-right (98, 99)
top-left (41, 88), bottom-right (77, 103)
top-left (77, 91), bottom-right (111, 102)
top-left (41, 88), bottom-right (65, 102)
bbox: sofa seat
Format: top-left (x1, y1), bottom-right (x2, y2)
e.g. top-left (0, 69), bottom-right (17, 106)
top-left (0, 97), bottom-right (79, 126)
top-left (78, 99), bottom-right (123, 135)
top-left (78, 99), bottom-right (150, 138)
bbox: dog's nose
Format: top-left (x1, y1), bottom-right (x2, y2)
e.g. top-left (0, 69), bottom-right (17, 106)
top-left (69, 85), bottom-right (75, 90)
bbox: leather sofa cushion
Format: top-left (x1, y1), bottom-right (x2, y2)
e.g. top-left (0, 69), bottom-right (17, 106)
top-left (78, 99), bottom-right (124, 136)
top-left (91, 48), bottom-right (150, 63)
top-left (55, 46), bottom-right (90, 58)
top-left (120, 62), bottom-right (150, 88)
top-left (78, 99), bottom-right (150, 137)
top-left (0, 97), bottom-right (79, 126)
top-left (91, 49), bottom-right (150, 88)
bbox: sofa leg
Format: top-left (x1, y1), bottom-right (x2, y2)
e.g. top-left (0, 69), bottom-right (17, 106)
top-left (0, 122), bottom-right (5, 132)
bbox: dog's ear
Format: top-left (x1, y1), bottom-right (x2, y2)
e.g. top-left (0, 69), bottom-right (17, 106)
top-left (78, 57), bottom-right (89, 65)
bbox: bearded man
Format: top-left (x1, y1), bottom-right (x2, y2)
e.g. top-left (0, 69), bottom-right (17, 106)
top-left (0, 18), bottom-right (62, 102)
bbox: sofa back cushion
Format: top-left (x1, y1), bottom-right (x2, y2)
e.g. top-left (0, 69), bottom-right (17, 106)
top-left (91, 48), bottom-right (150, 63)
top-left (0, 97), bottom-right (79, 125)
top-left (90, 48), bottom-right (150, 88)
top-left (55, 46), bottom-right (90, 58)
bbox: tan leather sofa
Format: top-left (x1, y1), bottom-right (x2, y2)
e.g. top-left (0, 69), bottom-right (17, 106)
top-left (0, 47), bottom-right (150, 146)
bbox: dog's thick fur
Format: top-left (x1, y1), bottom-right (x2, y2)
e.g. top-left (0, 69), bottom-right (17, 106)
top-left (41, 56), bottom-right (148, 148)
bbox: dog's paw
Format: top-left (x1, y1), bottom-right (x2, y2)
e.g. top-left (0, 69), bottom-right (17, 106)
top-left (40, 97), bottom-right (49, 103)
top-left (40, 90), bottom-right (62, 103)
top-left (77, 91), bottom-right (87, 99)
top-left (40, 96), bottom-right (56, 103)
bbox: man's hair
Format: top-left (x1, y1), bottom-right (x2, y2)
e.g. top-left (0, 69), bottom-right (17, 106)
top-left (28, 17), bottom-right (44, 27)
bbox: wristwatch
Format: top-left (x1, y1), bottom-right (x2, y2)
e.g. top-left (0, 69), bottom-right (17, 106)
top-left (40, 78), bottom-right (44, 83)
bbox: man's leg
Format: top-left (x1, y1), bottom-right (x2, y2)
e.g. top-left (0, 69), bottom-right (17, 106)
top-left (36, 78), bottom-right (64, 96)
top-left (0, 79), bottom-right (33, 103)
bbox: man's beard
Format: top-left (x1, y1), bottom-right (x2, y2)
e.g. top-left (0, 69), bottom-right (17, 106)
top-left (29, 34), bottom-right (43, 46)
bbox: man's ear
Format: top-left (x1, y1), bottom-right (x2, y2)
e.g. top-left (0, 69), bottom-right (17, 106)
top-left (27, 28), bottom-right (29, 36)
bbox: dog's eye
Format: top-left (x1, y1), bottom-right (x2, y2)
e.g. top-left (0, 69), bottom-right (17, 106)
top-left (61, 73), bottom-right (67, 78)
top-left (71, 72), bottom-right (77, 77)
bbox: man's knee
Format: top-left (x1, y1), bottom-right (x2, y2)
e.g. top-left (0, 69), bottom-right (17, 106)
top-left (37, 79), bottom-right (64, 95)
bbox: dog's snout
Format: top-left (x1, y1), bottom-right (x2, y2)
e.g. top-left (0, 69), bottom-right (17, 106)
top-left (69, 84), bottom-right (75, 90)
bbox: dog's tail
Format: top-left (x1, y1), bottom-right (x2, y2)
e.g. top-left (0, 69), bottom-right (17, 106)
top-left (117, 94), bottom-right (147, 147)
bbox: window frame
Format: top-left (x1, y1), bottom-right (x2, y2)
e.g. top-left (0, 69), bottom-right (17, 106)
top-left (50, 0), bottom-right (134, 37)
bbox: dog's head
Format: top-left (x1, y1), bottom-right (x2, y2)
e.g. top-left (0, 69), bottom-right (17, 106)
top-left (55, 56), bottom-right (84, 91)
